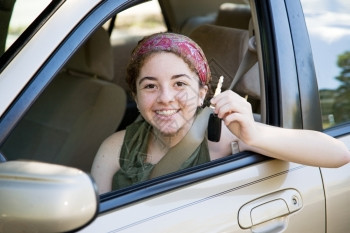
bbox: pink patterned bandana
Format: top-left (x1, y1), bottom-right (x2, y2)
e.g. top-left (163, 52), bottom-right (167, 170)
top-left (131, 32), bottom-right (210, 85)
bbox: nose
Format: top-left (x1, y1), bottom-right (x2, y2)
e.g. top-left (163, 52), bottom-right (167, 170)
top-left (157, 86), bottom-right (175, 103)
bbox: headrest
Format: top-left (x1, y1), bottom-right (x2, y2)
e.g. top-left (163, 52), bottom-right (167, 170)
top-left (180, 13), bottom-right (217, 36)
top-left (190, 24), bottom-right (248, 94)
top-left (190, 24), bottom-right (260, 99)
top-left (215, 3), bottom-right (251, 30)
top-left (64, 27), bottom-right (114, 81)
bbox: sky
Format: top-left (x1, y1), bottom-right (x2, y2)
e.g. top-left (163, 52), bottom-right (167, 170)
top-left (10, 0), bottom-right (51, 27)
top-left (301, 0), bottom-right (350, 90)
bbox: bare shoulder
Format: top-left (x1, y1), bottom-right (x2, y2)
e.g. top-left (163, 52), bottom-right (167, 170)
top-left (92, 130), bottom-right (126, 172)
top-left (91, 130), bottom-right (126, 194)
top-left (101, 130), bottom-right (126, 150)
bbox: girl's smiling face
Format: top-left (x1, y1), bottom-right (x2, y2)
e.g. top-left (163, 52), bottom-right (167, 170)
top-left (135, 52), bottom-right (207, 138)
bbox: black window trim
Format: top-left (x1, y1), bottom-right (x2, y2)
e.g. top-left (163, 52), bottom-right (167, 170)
top-left (324, 122), bottom-right (350, 138)
top-left (284, 0), bottom-right (323, 131)
top-left (254, 0), bottom-right (280, 127)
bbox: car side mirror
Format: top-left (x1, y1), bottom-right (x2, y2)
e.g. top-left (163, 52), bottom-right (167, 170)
top-left (0, 161), bottom-right (99, 233)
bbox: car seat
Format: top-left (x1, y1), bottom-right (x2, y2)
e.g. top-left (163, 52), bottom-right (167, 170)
top-left (180, 2), bottom-right (251, 36)
top-left (189, 24), bottom-right (260, 117)
top-left (2, 27), bottom-right (126, 172)
top-left (215, 3), bottom-right (251, 30)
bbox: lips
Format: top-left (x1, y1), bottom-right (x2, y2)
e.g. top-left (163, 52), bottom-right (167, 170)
top-left (155, 109), bottom-right (179, 116)
top-left (155, 109), bottom-right (183, 117)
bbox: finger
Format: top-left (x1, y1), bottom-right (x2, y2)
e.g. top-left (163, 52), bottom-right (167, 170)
top-left (223, 112), bottom-right (247, 126)
top-left (211, 90), bottom-right (237, 104)
top-left (215, 98), bottom-right (252, 119)
top-left (215, 91), bottom-right (249, 108)
top-left (223, 112), bottom-right (255, 142)
top-left (215, 102), bottom-right (236, 118)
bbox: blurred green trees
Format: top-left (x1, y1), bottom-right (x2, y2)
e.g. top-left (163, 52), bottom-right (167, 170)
top-left (333, 51), bottom-right (350, 124)
top-left (319, 51), bottom-right (350, 127)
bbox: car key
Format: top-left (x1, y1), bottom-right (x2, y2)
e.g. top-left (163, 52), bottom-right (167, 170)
top-left (208, 76), bottom-right (223, 142)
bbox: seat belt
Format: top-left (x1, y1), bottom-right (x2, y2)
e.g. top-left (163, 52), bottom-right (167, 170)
top-left (229, 36), bottom-right (257, 90)
top-left (150, 107), bottom-right (213, 178)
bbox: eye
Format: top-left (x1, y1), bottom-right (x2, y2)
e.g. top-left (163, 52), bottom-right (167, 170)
top-left (144, 84), bottom-right (157, 89)
top-left (175, 81), bottom-right (187, 87)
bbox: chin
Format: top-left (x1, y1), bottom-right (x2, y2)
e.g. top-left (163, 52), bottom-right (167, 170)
top-left (150, 117), bottom-right (192, 137)
top-left (157, 125), bottom-right (181, 137)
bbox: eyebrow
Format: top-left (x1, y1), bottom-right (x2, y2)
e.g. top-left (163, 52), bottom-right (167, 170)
top-left (138, 74), bottom-right (192, 86)
top-left (172, 74), bottom-right (191, 80)
top-left (138, 76), bottom-right (157, 86)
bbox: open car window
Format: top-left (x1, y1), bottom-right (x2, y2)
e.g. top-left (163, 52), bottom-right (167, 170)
top-left (0, 0), bottom-right (263, 193)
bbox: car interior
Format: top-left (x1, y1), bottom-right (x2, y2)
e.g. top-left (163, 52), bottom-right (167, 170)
top-left (1, 0), bottom-right (262, 175)
top-left (1, 27), bottom-right (127, 171)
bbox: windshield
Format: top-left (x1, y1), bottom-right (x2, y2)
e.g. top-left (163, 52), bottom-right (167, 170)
top-left (0, 0), bottom-right (50, 55)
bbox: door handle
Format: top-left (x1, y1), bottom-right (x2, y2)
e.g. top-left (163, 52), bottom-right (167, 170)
top-left (238, 189), bottom-right (302, 230)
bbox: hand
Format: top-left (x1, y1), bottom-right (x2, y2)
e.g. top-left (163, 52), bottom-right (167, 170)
top-left (210, 90), bottom-right (257, 145)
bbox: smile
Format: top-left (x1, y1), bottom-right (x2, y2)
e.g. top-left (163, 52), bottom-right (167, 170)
top-left (155, 109), bottom-right (179, 116)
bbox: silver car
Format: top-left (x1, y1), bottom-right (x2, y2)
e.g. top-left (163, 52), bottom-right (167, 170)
top-left (0, 0), bottom-right (349, 232)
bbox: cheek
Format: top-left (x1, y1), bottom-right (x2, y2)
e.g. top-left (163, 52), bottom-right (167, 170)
top-left (135, 92), bottom-right (154, 111)
top-left (176, 89), bottom-right (201, 108)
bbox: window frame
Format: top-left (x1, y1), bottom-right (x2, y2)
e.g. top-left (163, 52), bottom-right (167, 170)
top-left (0, 0), bottom-right (272, 214)
top-left (1, 0), bottom-right (329, 215)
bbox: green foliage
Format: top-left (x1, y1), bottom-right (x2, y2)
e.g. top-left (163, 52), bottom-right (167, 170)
top-left (333, 51), bottom-right (350, 123)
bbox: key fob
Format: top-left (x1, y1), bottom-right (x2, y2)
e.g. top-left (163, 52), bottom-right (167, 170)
top-left (208, 113), bottom-right (221, 142)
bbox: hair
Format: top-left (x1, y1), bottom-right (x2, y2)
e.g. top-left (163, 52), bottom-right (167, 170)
top-left (126, 32), bottom-right (211, 96)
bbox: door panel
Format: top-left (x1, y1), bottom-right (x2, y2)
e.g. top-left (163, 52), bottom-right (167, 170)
top-left (321, 134), bottom-right (350, 233)
top-left (80, 160), bottom-right (325, 232)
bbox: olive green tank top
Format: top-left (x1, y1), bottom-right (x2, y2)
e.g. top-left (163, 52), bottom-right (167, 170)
top-left (112, 118), bottom-right (210, 190)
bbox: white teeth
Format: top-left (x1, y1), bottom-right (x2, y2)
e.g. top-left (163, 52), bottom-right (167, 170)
top-left (156, 110), bottom-right (177, 116)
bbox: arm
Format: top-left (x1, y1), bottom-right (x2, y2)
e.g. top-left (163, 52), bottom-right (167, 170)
top-left (91, 130), bottom-right (125, 194)
top-left (211, 90), bottom-right (350, 168)
top-left (243, 122), bottom-right (350, 167)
